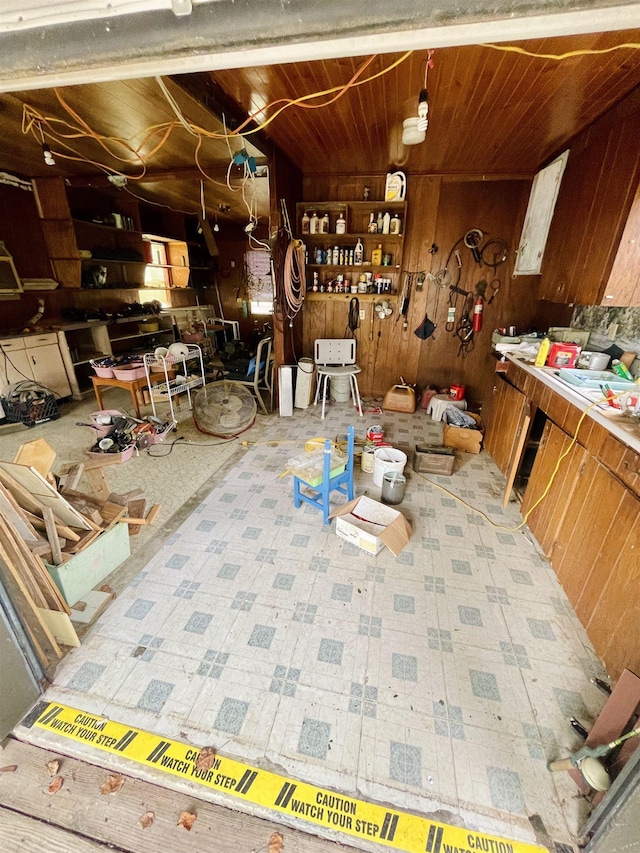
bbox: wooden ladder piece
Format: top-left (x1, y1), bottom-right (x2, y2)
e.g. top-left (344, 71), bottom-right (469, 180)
top-left (43, 507), bottom-right (63, 566)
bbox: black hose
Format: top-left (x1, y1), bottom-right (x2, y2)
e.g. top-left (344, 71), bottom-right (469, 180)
top-left (345, 297), bottom-right (359, 338)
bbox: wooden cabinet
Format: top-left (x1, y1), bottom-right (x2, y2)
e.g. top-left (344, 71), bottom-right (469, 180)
top-left (538, 100), bottom-right (640, 306)
top-left (297, 201), bottom-right (407, 294)
top-left (485, 374), bottom-right (530, 470)
top-left (483, 375), bottom-right (531, 503)
top-left (487, 359), bottom-right (640, 678)
top-left (521, 420), bottom-right (588, 557)
top-left (600, 181), bottom-right (640, 306)
top-left (0, 333), bottom-right (71, 399)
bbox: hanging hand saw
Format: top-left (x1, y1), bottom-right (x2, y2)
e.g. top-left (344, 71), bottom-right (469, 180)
top-left (398, 273), bottom-right (412, 331)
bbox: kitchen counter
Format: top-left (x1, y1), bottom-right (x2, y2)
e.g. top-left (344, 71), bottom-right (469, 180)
top-left (503, 353), bottom-right (640, 454)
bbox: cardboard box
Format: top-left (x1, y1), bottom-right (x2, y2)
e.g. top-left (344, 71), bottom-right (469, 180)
top-left (443, 413), bottom-right (484, 454)
top-left (331, 495), bottom-right (412, 556)
top-left (413, 444), bottom-right (455, 475)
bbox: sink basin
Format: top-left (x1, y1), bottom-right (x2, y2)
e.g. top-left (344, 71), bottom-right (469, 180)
top-left (553, 368), bottom-right (635, 392)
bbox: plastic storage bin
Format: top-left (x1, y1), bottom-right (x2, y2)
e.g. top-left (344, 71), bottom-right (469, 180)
top-left (112, 365), bottom-right (147, 381)
top-left (287, 449), bottom-right (346, 487)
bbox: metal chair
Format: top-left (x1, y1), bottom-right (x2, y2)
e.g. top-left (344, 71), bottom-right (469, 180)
top-left (313, 339), bottom-right (363, 420)
top-left (293, 425), bottom-right (355, 524)
top-left (224, 336), bottom-right (273, 414)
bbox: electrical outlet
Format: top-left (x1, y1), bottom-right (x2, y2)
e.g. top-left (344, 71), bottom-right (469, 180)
top-left (607, 322), bottom-right (619, 340)
top-left (359, 309), bottom-right (366, 320)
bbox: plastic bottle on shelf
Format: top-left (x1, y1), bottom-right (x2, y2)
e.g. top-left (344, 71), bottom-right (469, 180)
top-left (309, 212), bottom-right (318, 234)
top-left (371, 244), bottom-right (383, 265)
top-left (301, 211), bottom-right (310, 234)
top-left (376, 211), bottom-right (384, 233)
top-left (367, 213), bottom-right (377, 233)
top-left (382, 212), bottom-right (391, 234)
top-left (354, 238), bottom-right (364, 265)
top-left (335, 212), bottom-right (347, 234)
top-left (390, 213), bottom-right (401, 234)
top-left (312, 271), bottom-right (319, 292)
top-left (332, 245), bottom-right (339, 265)
top-left (319, 212), bottom-right (330, 234)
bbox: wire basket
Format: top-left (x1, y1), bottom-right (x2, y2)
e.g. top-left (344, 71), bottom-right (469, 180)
top-left (1, 392), bottom-right (60, 427)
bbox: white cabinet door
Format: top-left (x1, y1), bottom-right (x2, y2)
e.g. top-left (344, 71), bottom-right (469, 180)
top-left (0, 345), bottom-right (31, 394)
top-left (28, 343), bottom-right (71, 398)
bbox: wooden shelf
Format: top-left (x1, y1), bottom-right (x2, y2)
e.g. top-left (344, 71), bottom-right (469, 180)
top-left (297, 199), bottom-right (407, 295)
top-left (305, 292), bottom-right (397, 302)
top-left (73, 218), bottom-right (141, 235)
top-left (302, 233), bottom-right (402, 242)
top-left (306, 264), bottom-right (400, 272)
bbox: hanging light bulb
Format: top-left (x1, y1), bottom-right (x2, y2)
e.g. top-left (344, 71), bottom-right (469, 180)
top-left (42, 143), bottom-right (56, 166)
top-left (213, 214), bottom-right (220, 233)
top-left (402, 89), bottom-right (428, 146)
top-left (37, 121), bottom-right (56, 165)
top-left (401, 51), bottom-right (433, 146)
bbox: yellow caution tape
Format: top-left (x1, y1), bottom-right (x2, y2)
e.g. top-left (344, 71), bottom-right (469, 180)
top-left (33, 702), bottom-right (546, 853)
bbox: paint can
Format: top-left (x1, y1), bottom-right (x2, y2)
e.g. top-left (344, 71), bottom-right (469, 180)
top-left (367, 424), bottom-right (384, 444)
top-left (361, 445), bottom-right (375, 473)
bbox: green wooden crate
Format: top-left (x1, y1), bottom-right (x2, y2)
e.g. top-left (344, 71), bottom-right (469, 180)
top-left (46, 522), bottom-right (130, 606)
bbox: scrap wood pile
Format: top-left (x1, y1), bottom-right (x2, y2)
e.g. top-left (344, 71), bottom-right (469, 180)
top-left (0, 438), bottom-right (159, 669)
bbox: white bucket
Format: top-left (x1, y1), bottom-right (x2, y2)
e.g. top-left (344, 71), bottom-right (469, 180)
top-left (361, 445), bottom-right (375, 473)
top-left (373, 446), bottom-right (407, 488)
top-left (330, 374), bottom-right (351, 402)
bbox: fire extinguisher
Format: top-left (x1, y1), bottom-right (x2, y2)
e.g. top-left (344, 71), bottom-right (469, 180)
top-left (473, 295), bottom-right (484, 332)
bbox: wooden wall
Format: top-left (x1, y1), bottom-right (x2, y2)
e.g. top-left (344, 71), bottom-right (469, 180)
top-left (302, 174), bottom-right (546, 407)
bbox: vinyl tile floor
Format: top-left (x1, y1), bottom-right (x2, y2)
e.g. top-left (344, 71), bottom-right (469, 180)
top-left (21, 401), bottom-right (611, 851)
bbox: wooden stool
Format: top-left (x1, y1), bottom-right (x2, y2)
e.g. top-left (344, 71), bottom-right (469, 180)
top-left (91, 375), bottom-right (149, 419)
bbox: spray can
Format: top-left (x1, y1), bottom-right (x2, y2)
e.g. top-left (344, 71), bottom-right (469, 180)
top-left (611, 359), bottom-right (633, 380)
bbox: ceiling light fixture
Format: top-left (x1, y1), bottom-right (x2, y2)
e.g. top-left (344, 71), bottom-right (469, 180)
top-left (42, 144), bottom-right (56, 166)
top-left (36, 121), bottom-right (55, 166)
top-left (402, 51), bottom-right (434, 147)
top-left (107, 174), bottom-right (128, 188)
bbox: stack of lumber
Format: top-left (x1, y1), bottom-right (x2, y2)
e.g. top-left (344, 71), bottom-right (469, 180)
top-left (0, 439), bottom-right (160, 668)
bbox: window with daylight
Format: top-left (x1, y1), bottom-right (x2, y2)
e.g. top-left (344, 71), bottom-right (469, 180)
top-left (246, 249), bottom-right (273, 314)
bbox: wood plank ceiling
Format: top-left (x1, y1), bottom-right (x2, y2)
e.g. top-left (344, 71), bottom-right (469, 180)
top-left (0, 29), bottom-right (639, 223)
top-left (212, 30), bottom-right (640, 176)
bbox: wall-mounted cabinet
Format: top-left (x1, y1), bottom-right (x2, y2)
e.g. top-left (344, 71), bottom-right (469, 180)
top-left (296, 201), bottom-right (407, 293)
top-left (600, 180), bottom-right (640, 306)
top-left (538, 98), bottom-right (640, 306)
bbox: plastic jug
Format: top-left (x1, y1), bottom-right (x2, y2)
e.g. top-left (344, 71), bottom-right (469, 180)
top-left (385, 171), bottom-right (407, 202)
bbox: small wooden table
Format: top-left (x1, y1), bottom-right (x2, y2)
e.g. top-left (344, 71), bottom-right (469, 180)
top-left (91, 375), bottom-right (149, 419)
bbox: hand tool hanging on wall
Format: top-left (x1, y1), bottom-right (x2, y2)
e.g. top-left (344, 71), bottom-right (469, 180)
top-left (480, 237), bottom-right (509, 305)
top-left (446, 282), bottom-right (469, 332)
top-left (455, 293), bottom-right (475, 357)
top-left (398, 274), bottom-right (413, 331)
top-left (487, 278), bottom-right (501, 305)
top-left (464, 228), bottom-right (484, 263)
